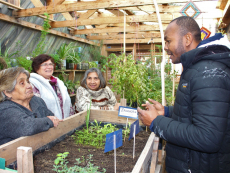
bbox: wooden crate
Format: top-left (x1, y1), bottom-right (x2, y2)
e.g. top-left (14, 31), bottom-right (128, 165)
top-left (0, 110), bottom-right (164, 173)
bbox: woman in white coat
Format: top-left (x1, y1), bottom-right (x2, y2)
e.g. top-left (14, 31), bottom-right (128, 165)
top-left (29, 54), bottom-right (74, 119)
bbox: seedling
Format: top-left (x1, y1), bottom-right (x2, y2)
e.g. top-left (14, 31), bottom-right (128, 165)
top-left (53, 153), bottom-right (106, 173)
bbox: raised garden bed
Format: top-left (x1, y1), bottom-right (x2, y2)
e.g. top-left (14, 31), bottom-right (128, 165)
top-left (0, 110), bottom-right (164, 173)
top-left (33, 129), bottom-right (151, 172)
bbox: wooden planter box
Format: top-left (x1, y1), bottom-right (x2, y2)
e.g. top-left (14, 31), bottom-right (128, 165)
top-left (0, 110), bottom-right (165, 173)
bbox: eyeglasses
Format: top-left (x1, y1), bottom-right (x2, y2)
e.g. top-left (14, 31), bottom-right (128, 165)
top-left (40, 63), bottom-right (54, 67)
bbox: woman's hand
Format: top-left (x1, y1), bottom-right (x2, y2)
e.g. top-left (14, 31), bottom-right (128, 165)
top-left (47, 116), bottom-right (63, 127)
top-left (142, 98), bottom-right (165, 116)
top-left (100, 106), bottom-right (109, 110)
top-left (114, 103), bottom-right (120, 110)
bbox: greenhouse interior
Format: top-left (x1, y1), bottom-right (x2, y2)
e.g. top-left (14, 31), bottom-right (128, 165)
top-left (0, 0), bottom-right (230, 172)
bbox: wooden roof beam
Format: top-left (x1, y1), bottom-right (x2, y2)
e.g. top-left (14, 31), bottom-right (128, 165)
top-left (50, 13), bottom-right (175, 28)
top-left (219, 0), bottom-right (230, 28)
top-left (104, 38), bottom-right (162, 44)
top-left (87, 33), bottom-right (161, 40)
top-left (0, 12), bottom-right (97, 45)
top-left (71, 24), bottom-right (168, 35)
top-left (13, 0), bottom-right (156, 17)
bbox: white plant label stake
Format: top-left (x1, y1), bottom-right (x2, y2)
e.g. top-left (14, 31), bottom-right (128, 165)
top-left (114, 134), bottom-right (116, 173)
top-left (133, 124), bottom-right (136, 159)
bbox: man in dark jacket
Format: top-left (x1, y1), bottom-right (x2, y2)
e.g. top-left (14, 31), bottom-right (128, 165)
top-left (137, 16), bottom-right (230, 173)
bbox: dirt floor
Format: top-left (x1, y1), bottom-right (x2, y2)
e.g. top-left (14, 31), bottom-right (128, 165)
top-left (33, 130), bottom-right (151, 173)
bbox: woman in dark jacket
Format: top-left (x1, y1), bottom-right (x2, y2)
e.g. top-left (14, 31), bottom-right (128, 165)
top-left (0, 67), bottom-right (62, 145)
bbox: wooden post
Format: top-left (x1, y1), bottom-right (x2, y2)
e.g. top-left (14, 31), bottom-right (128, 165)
top-left (68, 70), bottom-right (75, 81)
top-left (46, 0), bottom-right (53, 19)
top-left (101, 45), bottom-right (108, 83)
top-left (133, 43), bottom-right (137, 61)
top-left (17, 146), bottom-right (34, 173)
top-left (150, 43), bottom-right (155, 70)
top-left (150, 137), bottom-right (159, 173)
top-left (120, 99), bottom-right (127, 107)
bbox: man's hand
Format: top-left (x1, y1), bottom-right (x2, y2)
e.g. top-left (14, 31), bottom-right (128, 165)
top-left (142, 98), bottom-right (165, 116)
top-left (137, 101), bottom-right (159, 126)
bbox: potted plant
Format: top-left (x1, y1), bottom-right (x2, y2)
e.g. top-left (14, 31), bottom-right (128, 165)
top-left (64, 79), bottom-right (75, 94)
top-left (67, 50), bottom-right (81, 70)
top-left (81, 61), bottom-right (89, 70)
top-left (50, 54), bottom-right (61, 70)
top-left (57, 42), bottom-right (76, 70)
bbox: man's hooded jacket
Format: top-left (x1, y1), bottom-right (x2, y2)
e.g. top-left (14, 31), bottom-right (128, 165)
top-left (151, 34), bottom-right (230, 173)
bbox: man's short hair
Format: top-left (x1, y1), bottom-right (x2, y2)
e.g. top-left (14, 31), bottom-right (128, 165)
top-left (171, 16), bottom-right (201, 42)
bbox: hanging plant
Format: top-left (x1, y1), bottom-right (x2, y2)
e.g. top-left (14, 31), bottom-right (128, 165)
top-left (32, 13), bottom-right (51, 57)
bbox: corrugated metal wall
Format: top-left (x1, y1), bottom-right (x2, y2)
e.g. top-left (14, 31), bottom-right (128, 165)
top-left (0, 0), bottom-right (93, 61)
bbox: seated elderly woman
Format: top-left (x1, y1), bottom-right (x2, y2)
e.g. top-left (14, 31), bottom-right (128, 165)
top-left (29, 54), bottom-right (74, 120)
top-left (75, 68), bottom-right (120, 112)
top-left (0, 67), bottom-right (61, 145)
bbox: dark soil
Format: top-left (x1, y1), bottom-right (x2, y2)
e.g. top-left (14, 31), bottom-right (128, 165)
top-left (33, 130), bottom-right (151, 173)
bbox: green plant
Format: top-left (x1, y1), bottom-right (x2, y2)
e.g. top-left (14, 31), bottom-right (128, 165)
top-left (108, 53), bottom-right (177, 107)
top-left (57, 42), bottom-right (77, 61)
top-left (32, 13), bottom-right (51, 57)
top-left (0, 40), bottom-right (24, 68)
top-left (64, 79), bottom-right (75, 94)
top-left (68, 49), bottom-right (81, 64)
top-left (89, 41), bottom-right (103, 62)
top-left (53, 153), bottom-right (106, 173)
top-left (86, 100), bottom-right (92, 133)
top-left (50, 53), bottom-right (61, 64)
top-left (89, 61), bottom-right (98, 68)
top-left (144, 59), bottom-right (178, 106)
top-left (72, 120), bottom-right (130, 148)
top-left (16, 57), bottom-right (32, 72)
top-left (108, 53), bottom-right (151, 107)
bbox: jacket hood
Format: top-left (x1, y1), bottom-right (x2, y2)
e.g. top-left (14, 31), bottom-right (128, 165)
top-left (181, 34), bottom-right (230, 71)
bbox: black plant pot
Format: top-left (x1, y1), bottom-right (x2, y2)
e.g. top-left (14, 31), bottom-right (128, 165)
top-left (66, 62), bottom-right (74, 69)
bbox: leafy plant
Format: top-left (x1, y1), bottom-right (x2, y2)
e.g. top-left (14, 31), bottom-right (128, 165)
top-left (32, 13), bottom-right (50, 57)
top-left (86, 100), bottom-right (92, 133)
top-left (108, 53), bottom-right (151, 107)
top-left (16, 57), bottom-right (32, 72)
top-left (88, 41), bottom-right (103, 62)
top-left (57, 42), bottom-right (76, 61)
top-left (144, 58), bottom-right (178, 106)
top-left (50, 53), bottom-right (61, 64)
top-left (0, 40), bottom-right (24, 68)
top-left (53, 153), bottom-right (106, 173)
top-left (68, 49), bottom-right (81, 64)
top-left (108, 53), bottom-right (177, 107)
top-left (64, 79), bottom-right (75, 94)
top-left (72, 120), bottom-right (130, 148)
top-left (89, 61), bottom-right (98, 68)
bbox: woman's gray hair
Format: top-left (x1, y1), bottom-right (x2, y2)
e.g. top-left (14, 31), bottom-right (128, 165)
top-left (0, 67), bottom-right (30, 102)
top-left (80, 68), bottom-right (106, 89)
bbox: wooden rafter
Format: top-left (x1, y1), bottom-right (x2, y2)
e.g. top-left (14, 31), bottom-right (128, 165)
top-left (13, 0), bottom-right (156, 17)
top-left (220, 0), bottom-right (230, 28)
top-left (0, 12), bottom-right (97, 45)
top-left (87, 33), bottom-right (161, 40)
top-left (50, 13), bottom-right (175, 28)
top-left (103, 38), bottom-right (162, 44)
top-left (71, 24), bottom-right (168, 35)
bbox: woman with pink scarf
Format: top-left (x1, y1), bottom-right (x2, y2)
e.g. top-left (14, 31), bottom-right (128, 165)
top-left (29, 54), bottom-right (74, 120)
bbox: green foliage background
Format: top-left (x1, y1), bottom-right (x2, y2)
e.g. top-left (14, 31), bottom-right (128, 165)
top-left (108, 54), bottom-right (177, 107)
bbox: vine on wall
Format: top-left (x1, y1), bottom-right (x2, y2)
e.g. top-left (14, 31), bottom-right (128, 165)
top-left (32, 13), bottom-right (51, 57)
